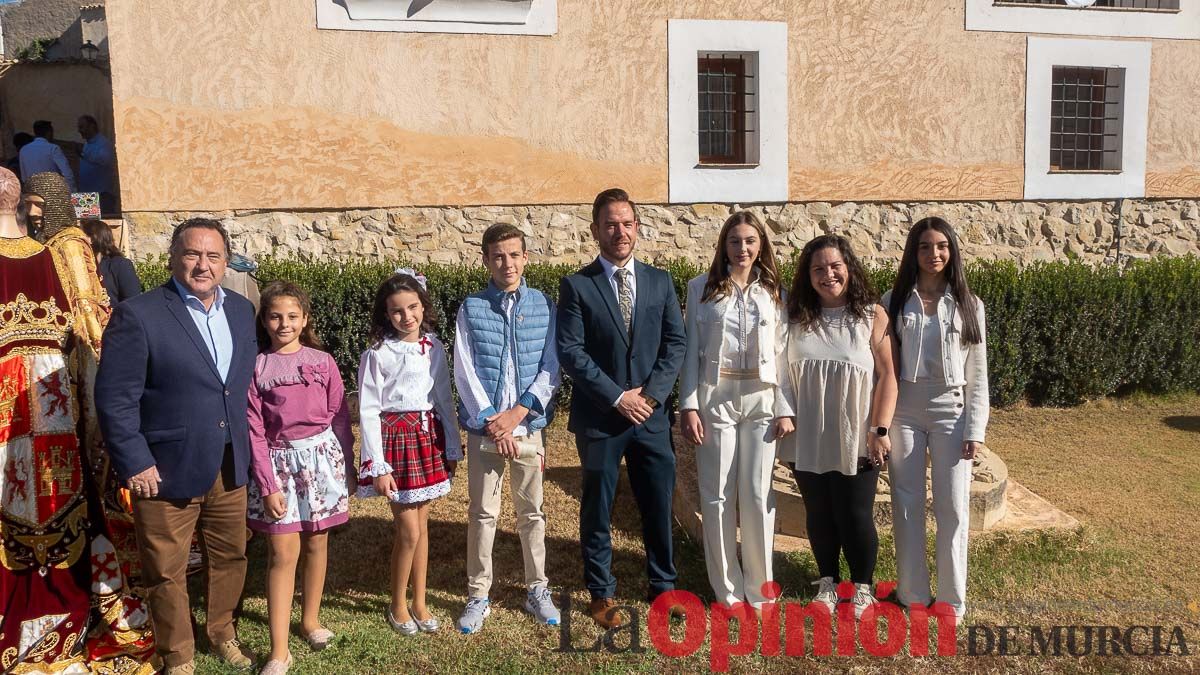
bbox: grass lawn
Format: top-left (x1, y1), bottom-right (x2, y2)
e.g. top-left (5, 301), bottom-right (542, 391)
top-left (190, 394), bottom-right (1200, 673)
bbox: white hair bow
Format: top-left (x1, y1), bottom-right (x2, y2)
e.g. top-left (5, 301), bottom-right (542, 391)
top-left (394, 266), bottom-right (428, 289)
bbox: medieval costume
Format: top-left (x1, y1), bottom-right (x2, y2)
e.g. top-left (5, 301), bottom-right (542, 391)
top-left (1, 171), bottom-right (155, 673)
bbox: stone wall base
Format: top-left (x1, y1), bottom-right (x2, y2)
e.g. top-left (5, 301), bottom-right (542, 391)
top-left (122, 198), bottom-right (1200, 266)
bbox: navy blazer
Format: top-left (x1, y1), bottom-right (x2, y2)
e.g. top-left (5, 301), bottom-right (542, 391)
top-left (557, 259), bottom-right (687, 438)
top-left (96, 280), bottom-right (257, 499)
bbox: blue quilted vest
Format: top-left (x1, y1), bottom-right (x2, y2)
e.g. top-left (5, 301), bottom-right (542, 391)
top-left (456, 279), bottom-right (555, 432)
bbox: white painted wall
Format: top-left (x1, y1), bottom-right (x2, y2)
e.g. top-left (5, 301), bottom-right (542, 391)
top-left (667, 19), bottom-right (788, 204)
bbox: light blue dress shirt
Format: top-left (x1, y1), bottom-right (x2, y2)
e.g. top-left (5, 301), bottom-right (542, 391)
top-left (172, 278), bottom-right (233, 383)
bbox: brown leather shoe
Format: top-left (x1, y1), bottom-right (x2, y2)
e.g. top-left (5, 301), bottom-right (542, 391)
top-left (588, 597), bottom-right (626, 629)
top-left (647, 592), bottom-right (687, 619)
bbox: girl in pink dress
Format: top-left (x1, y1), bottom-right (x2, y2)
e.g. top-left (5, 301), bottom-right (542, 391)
top-left (246, 281), bottom-right (355, 674)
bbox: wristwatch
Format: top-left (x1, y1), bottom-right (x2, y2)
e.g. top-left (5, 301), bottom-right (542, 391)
top-left (870, 426), bottom-right (888, 437)
top-left (641, 393), bottom-right (660, 409)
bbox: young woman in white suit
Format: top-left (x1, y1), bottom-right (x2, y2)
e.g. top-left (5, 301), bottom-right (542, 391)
top-left (679, 211), bottom-right (794, 609)
top-left (884, 216), bottom-right (989, 620)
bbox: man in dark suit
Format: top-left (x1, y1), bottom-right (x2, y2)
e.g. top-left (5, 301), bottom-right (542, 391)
top-left (96, 218), bottom-right (258, 675)
top-left (557, 188), bottom-right (687, 628)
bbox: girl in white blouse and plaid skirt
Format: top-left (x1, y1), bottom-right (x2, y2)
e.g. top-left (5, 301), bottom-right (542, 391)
top-left (357, 270), bottom-right (462, 637)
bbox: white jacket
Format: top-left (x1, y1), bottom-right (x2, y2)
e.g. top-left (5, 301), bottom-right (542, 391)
top-left (679, 273), bottom-right (791, 416)
top-left (883, 287), bottom-right (989, 442)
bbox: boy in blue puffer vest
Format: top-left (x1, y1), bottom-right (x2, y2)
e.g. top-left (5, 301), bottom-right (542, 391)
top-left (453, 223), bottom-right (562, 634)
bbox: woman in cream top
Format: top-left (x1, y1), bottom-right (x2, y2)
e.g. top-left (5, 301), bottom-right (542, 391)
top-left (778, 234), bottom-right (897, 620)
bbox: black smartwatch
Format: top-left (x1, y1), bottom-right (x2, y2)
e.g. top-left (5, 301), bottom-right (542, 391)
top-left (871, 426), bottom-right (888, 437)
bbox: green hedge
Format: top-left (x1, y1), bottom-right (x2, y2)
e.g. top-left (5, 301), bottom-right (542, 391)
top-left (135, 255), bottom-right (1200, 408)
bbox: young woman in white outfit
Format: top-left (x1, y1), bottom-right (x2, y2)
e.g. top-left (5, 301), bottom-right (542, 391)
top-left (679, 211), bottom-right (794, 609)
top-left (883, 216), bottom-right (989, 620)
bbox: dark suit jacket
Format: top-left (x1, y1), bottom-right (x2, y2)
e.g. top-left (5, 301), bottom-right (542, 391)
top-left (97, 255), bottom-right (142, 304)
top-left (557, 259), bottom-right (687, 438)
top-left (96, 280), bottom-right (257, 499)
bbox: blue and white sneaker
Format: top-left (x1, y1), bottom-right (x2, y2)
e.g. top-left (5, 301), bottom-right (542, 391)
top-left (457, 597), bottom-right (491, 634)
top-left (524, 585), bottom-right (561, 626)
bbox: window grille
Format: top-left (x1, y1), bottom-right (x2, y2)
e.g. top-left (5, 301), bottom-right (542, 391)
top-left (697, 52), bottom-right (757, 165)
top-left (1050, 66), bottom-right (1125, 172)
top-left (995, 0), bottom-right (1179, 11)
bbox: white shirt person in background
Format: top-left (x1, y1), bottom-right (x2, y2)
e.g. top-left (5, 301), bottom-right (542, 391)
top-left (19, 120), bottom-right (75, 190)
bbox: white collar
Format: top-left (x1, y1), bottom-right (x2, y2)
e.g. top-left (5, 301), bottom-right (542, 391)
top-left (597, 255), bottom-right (636, 279)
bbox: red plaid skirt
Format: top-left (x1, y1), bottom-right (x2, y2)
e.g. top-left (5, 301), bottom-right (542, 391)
top-left (382, 410), bottom-right (450, 495)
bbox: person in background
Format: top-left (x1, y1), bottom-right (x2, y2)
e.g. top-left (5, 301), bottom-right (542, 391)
top-left (20, 120), bottom-right (76, 190)
top-left (777, 234), bottom-right (897, 620)
top-left (884, 216), bottom-right (989, 621)
top-left (82, 217), bottom-right (141, 303)
top-left (5, 131), bottom-right (33, 177)
top-left (78, 115), bottom-right (118, 213)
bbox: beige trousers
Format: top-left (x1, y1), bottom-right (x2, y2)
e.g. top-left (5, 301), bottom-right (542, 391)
top-left (466, 431), bottom-right (549, 598)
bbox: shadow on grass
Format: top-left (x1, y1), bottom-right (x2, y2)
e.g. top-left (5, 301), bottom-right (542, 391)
top-left (1164, 416), bottom-right (1200, 433)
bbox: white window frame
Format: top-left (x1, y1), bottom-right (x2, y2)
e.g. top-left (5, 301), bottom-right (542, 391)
top-left (316, 0), bottom-right (557, 36)
top-left (966, 0), bottom-right (1200, 40)
top-left (1024, 37), bottom-right (1151, 200)
top-left (668, 19), bottom-right (788, 203)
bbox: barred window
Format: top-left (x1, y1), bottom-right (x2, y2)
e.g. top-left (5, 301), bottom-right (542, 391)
top-left (995, 0), bottom-right (1179, 11)
top-left (697, 52), bottom-right (758, 165)
top-left (1050, 66), bottom-right (1124, 172)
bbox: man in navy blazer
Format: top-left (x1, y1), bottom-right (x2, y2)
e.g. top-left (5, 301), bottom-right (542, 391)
top-left (96, 218), bottom-right (258, 674)
top-left (557, 188), bottom-right (687, 628)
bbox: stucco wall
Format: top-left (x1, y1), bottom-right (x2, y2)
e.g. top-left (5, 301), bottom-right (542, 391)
top-left (106, 1), bottom-right (1200, 212)
top-left (0, 0), bottom-right (82, 59)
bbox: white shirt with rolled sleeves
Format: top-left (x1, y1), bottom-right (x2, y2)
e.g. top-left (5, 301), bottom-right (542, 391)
top-left (357, 335), bottom-right (463, 480)
top-left (884, 287), bottom-right (989, 443)
top-left (678, 272), bottom-right (792, 418)
top-left (453, 290), bottom-right (561, 438)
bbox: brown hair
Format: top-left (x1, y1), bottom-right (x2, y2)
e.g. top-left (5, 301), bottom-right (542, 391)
top-left (256, 280), bottom-right (323, 350)
top-left (481, 222), bottom-right (525, 256)
top-left (787, 234), bottom-right (877, 330)
top-left (368, 273), bottom-right (440, 347)
top-left (591, 187), bottom-right (640, 225)
top-left (700, 211), bottom-right (782, 306)
top-left (81, 218), bottom-right (123, 259)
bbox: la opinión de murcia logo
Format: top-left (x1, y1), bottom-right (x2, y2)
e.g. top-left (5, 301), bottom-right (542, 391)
top-left (553, 583), bottom-right (1192, 671)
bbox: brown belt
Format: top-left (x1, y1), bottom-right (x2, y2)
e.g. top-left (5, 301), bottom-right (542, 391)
top-left (719, 367), bottom-right (759, 380)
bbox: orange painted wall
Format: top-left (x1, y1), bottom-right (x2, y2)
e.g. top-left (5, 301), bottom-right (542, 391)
top-left (106, 1), bottom-right (1200, 211)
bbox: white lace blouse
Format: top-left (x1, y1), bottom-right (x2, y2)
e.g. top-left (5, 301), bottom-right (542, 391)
top-left (357, 335), bottom-right (463, 477)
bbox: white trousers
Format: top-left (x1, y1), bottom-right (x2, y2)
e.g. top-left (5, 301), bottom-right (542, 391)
top-left (888, 380), bottom-right (972, 616)
top-left (696, 375), bottom-right (777, 608)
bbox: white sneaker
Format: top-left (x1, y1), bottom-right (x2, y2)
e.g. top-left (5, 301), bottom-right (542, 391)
top-left (852, 583), bottom-right (877, 619)
top-left (810, 576), bottom-right (838, 614)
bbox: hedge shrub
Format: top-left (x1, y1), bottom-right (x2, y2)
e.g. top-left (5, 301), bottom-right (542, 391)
top-left (135, 255), bottom-right (1200, 408)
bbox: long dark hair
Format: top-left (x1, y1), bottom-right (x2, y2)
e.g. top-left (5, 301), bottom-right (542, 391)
top-left (787, 234), bottom-right (876, 330)
top-left (701, 211), bottom-right (783, 306)
top-left (368, 273), bottom-right (439, 347)
top-left (80, 218), bottom-right (123, 259)
top-left (256, 280), bottom-right (323, 350)
top-left (888, 217), bottom-right (982, 345)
